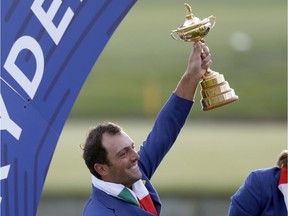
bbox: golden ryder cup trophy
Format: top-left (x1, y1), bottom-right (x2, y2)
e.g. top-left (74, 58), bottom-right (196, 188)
top-left (171, 3), bottom-right (238, 111)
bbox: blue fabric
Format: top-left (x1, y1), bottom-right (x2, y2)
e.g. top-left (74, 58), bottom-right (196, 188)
top-left (228, 167), bottom-right (287, 216)
top-left (83, 93), bottom-right (193, 216)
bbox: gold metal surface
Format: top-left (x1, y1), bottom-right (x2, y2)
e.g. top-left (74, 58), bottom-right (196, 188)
top-left (201, 81), bottom-right (231, 98)
top-left (171, 3), bottom-right (215, 42)
top-left (171, 3), bottom-right (239, 111)
top-left (201, 90), bottom-right (239, 111)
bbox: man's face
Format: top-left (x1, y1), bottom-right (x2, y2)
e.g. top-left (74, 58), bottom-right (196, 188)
top-left (101, 131), bottom-right (142, 188)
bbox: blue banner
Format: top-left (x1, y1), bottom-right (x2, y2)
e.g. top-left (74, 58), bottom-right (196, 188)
top-left (0, 0), bottom-right (136, 215)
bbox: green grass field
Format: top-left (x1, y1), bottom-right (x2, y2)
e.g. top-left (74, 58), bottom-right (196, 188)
top-left (42, 0), bottom-right (287, 198)
top-left (70, 0), bottom-right (287, 120)
top-left (43, 119), bottom-right (287, 197)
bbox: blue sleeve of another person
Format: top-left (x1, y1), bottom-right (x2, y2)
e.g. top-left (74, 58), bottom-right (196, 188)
top-left (228, 171), bottom-right (262, 216)
top-left (228, 167), bottom-right (287, 216)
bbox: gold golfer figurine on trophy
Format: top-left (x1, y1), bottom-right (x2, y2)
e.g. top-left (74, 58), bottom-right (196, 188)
top-left (171, 3), bottom-right (239, 111)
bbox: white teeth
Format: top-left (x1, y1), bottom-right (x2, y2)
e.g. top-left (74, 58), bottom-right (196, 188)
top-left (131, 164), bottom-right (138, 169)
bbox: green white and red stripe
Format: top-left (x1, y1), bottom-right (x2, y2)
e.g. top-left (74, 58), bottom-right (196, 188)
top-left (92, 176), bottom-right (158, 215)
top-left (278, 167), bottom-right (288, 211)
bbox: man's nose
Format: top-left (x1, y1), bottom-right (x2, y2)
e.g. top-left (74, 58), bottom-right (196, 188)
top-left (130, 149), bottom-right (140, 161)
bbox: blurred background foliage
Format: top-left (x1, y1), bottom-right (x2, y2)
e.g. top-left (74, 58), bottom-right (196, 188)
top-left (70, 0), bottom-right (287, 121)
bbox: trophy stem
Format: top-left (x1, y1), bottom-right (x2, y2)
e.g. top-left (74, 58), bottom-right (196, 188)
top-left (204, 68), bottom-right (214, 77)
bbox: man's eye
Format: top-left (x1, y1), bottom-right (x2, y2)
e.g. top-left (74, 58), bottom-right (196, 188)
top-left (120, 151), bottom-right (127, 157)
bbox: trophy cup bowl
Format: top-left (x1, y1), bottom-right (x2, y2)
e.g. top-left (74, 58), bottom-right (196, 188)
top-left (171, 3), bottom-right (239, 111)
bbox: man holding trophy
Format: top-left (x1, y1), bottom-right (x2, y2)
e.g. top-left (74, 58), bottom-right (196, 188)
top-left (82, 3), bottom-right (238, 216)
top-left (82, 33), bottom-right (212, 216)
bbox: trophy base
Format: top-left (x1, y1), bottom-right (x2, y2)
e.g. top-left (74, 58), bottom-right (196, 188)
top-left (200, 70), bottom-right (239, 111)
top-left (201, 91), bottom-right (239, 111)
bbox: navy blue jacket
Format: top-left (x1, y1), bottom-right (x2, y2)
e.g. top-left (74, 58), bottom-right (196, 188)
top-left (83, 94), bottom-right (193, 216)
top-left (228, 167), bottom-right (287, 216)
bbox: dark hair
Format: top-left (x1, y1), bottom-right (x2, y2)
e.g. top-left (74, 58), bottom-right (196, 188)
top-left (82, 122), bottom-right (122, 178)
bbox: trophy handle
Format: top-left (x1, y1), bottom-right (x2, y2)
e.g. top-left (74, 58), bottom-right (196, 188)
top-left (170, 31), bottom-right (182, 41)
top-left (208, 15), bottom-right (216, 29)
top-left (171, 31), bottom-right (192, 42)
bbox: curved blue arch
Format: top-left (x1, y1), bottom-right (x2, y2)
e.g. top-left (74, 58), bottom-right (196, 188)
top-left (0, 0), bottom-right (136, 215)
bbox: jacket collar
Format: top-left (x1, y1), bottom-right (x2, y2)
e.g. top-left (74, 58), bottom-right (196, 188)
top-left (91, 185), bottom-right (157, 215)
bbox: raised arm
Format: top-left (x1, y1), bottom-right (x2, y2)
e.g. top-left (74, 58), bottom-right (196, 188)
top-left (174, 42), bottom-right (211, 100)
top-left (138, 42), bottom-right (212, 178)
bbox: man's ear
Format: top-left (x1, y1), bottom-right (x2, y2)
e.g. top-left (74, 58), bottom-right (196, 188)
top-left (94, 163), bottom-right (108, 177)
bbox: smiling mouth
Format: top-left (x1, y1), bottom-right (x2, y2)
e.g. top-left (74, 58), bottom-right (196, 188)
top-left (130, 164), bottom-right (139, 170)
